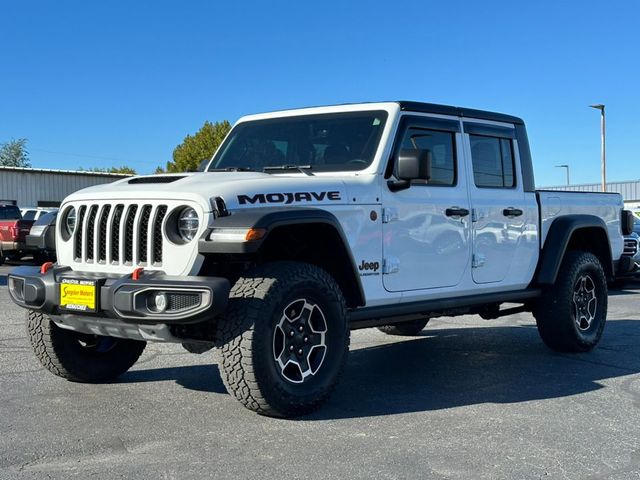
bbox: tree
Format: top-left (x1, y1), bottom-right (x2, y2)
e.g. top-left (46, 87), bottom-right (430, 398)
top-left (163, 120), bottom-right (231, 173)
top-left (107, 166), bottom-right (136, 175)
top-left (79, 166), bottom-right (137, 175)
top-left (0, 138), bottom-right (31, 167)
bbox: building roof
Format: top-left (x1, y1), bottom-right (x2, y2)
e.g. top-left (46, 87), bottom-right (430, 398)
top-left (0, 165), bottom-right (133, 177)
top-left (541, 179), bottom-right (640, 202)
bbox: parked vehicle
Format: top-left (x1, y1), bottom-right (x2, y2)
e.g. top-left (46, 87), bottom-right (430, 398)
top-left (7, 101), bottom-right (634, 417)
top-left (615, 232), bottom-right (640, 282)
top-left (20, 207), bottom-right (57, 222)
top-left (0, 204), bottom-right (33, 265)
top-left (25, 211), bottom-right (58, 264)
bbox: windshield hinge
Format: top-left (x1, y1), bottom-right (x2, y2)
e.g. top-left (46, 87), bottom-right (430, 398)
top-left (382, 208), bottom-right (399, 224)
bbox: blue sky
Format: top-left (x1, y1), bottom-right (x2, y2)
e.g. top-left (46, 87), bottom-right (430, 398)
top-left (1, 0), bottom-right (638, 186)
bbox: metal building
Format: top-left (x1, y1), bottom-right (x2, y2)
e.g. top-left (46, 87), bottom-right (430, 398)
top-left (0, 166), bottom-right (131, 208)
top-left (541, 179), bottom-right (640, 210)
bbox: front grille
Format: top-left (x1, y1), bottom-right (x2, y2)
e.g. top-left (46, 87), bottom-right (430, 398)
top-left (72, 202), bottom-right (168, 267)
top-left (153, 206), bottom-right (168, 265)
top-left (124, 205), bottom-right (138, 263)
top-left (98, 205), bottom-right (111, 262)
top-left (74, 206), bottom-right (87, 260)
top-left (111, 205), bottom-right (124, 263)
top-left (138, 205), bottom-right (152, 263)
top-left (623, 238), bottom-right (638, 256)
top-left (85, 206), bottom-right (99, 261)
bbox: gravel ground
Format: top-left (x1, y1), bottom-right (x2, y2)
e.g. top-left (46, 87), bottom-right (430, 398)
top-left (1, 263), bottom-right (639, 480)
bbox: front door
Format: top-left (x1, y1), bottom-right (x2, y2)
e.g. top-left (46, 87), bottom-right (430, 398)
top-left (382, 115), bottom-right (471, 292)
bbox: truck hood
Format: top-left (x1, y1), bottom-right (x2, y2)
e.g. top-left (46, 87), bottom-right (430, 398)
top-left (63, 172), bottom-right (353, 211)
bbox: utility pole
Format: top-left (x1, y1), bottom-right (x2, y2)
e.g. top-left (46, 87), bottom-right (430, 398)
top-left (589, 104), bottom-right (606, 192)
top-left (555, 164), bottom-right (570, 185)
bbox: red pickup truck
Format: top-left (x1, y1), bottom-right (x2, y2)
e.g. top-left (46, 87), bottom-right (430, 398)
top-left (0, 204), bottom-right (33, 265)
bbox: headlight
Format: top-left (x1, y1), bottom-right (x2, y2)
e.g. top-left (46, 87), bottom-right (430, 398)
top-left (64, 207), bottom-right (77, 236)
top-left (177, 207), bottom-right (199, 242)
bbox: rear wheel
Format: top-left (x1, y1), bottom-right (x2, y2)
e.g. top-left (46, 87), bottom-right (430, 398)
top-left (216, 261), bottom-right (349, 417)
top-left (377, 318), bottom-right (429, 336)
top-left (27, 310), bottom-right (146, 381)
top-left (534, 251), bottom-right (608, 352)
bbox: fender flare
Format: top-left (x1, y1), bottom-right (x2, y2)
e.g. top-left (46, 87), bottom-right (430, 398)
top-left (199, 207), bottom-right (365, 304)
top-left (536, 214), bottom-right (613, 285)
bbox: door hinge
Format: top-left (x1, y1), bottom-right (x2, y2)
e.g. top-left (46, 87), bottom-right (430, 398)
top-left (382, 207), bottom-right (399, 224)
top-left (382, 256), bottom-right (400, 274)
top-left (472, 253), bottom-right (486, 268)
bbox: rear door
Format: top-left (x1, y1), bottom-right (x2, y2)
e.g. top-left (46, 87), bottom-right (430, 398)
top-left (382, 115), bottom-right (471, 292)
top-left (463, 121), bottom-right (527, 285)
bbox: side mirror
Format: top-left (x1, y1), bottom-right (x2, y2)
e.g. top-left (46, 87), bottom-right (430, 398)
top-left (397, 149), bottom-right (432, 181)
top-left (389, 149), bottom-right (431, 192)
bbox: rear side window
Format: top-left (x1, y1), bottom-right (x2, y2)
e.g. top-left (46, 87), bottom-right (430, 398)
top-left (398, 127), bottom-right (456, 186)
top-left (22, 210), bottom-right (37, 221)
top-left (469, 135), bottom-right (515, 188)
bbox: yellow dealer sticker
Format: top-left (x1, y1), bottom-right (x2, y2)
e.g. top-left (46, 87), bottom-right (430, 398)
top-left (60, 279), bottom-right (97, 312)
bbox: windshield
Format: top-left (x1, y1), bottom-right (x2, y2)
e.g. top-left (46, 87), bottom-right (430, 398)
top-left (209, 111), bottom-right (388, 172)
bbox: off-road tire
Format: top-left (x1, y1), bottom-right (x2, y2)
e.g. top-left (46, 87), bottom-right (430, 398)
top-left (27, 310), bottom-right (146, 381)
top-left (533, 251), bottom-right (608, 352)
top-left (377, 318), bottom-right (429, 336)
top-left (216, 261), bottom-right (349, 418)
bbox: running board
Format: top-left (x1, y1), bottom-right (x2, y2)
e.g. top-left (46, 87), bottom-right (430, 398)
top-left (348, 289), bottom-right (541, 330)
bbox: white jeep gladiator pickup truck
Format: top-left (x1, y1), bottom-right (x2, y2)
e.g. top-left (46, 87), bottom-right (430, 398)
top-left (8, 101), bottom-right (637, 417)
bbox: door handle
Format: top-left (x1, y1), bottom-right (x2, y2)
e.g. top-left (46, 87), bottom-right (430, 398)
top-left (445, 207), bottom-right (470, 217)
top-left (503, 207), bottom-right (523, 217)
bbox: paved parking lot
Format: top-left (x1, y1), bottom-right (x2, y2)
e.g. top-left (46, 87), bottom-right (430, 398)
top-left (1, 262), bottom-right (639, 480)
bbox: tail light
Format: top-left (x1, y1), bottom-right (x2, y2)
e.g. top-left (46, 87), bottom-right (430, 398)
top-left (9, 226), bottom-right (19, 239)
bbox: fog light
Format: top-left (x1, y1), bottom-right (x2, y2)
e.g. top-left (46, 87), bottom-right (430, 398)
top-left (147, 292), bottom-right (168, 313)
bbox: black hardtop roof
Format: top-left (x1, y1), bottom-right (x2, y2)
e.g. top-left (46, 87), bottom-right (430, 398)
top-left (397, 101), bottom-right (524, 125)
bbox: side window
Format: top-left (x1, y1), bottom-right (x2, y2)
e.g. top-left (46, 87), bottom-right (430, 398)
top-left (469, 135), bottom-right (515, 188)
top-left (398, 127), bottom-right (456, 186)
top-left (23, 210), bottom-right (36, 221)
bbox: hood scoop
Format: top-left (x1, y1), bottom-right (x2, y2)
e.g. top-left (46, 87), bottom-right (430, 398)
top-left (128, 176), bottom-right (186, 184)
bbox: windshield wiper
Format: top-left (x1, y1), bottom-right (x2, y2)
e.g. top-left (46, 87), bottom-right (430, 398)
top-left (208, 167), bottom-right (256, 172)
top-left (263, 165), bottom-right (314, 176)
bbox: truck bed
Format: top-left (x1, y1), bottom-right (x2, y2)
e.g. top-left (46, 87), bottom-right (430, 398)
top-left (537, 190), bottom-right (624, 261)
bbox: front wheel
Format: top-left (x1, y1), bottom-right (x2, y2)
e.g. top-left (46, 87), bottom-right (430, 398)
top-left (216, 262), bottom-right (349, 417)
top-left (533, 251), bottom-right (608, 352)
top-left (26, 310), bottom-right (146, 381)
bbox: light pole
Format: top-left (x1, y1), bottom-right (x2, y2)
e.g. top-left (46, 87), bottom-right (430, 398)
top-left (555, 164), bottom-right (570, 185)
top-left (589, 104), bottom-right (606, 192)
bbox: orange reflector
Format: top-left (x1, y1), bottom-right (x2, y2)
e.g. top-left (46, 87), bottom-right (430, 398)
top-left (245, 228), bottom-right (266, 242)
top-left (132, 267), bottom-right (144, 280)
top-left (40, 262), bottom-right (54, 274)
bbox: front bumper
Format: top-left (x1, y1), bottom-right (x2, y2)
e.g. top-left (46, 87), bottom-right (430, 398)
top-left (7, 265), bottom-right (230, 324)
